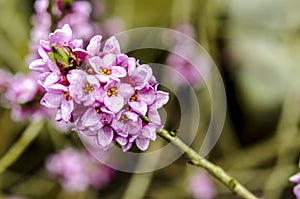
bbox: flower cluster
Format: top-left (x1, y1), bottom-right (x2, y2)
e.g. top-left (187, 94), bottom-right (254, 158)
top-left (165, 23), bottom-right (210, 88)
top-left (29, 24), bottom-right (169, 151)
top-left (27, 0), bottom-right (124, 64)
top-left (0, 70), bottom-right (52, 121)
top-left (290, 161), bottom-right (300, 199)
top-left (46, 148), bottom-right (114, 192)
top-left (27, 0), bottom-right (99, 63)
top-left (189, 171), bottom-right (216, 199)
top-left (0, 69), bottom-right (13, 107)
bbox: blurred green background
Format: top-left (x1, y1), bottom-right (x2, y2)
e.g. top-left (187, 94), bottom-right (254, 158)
top-left (0, 0), bottom-right (300, 198)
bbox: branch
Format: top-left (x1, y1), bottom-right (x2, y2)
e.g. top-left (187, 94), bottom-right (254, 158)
top-left (157, 128), bottom-right (260, 199)
top-left (0, 120), bottom-right (45, 175)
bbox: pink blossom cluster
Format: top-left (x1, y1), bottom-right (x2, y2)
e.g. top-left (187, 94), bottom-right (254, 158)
top-left (165, 23), bottom-right (210, 88)
top-left (0, 69), bottom-right (13, 107)
top-left (189, 171), bottom-right (216, 199)
top-left (46, 148), bottom-right (114, 192)
top-left (0, 70), bottom-right (51, 121)
top-left (29, 24), bottom-right (169, 151)
top-left (290, 161), bottom-right (300, 199)
top-left (27, 0), bottom-right (99, 63)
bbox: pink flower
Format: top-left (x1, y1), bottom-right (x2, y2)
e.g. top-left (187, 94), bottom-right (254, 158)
top-left (29, 24), bottom-right (83, 74)
top-left (29, 25), bottom-right (169, 151)
top-left (189, 171), bottom-right (216, 199)
top-left (166, 23), bottom-right (210, 88)
top-left (88, 54), bottom-right (127, 84)
top-left (57, 1), bottom-right (98, 43)
top-left (27, 0), bottom-right (100, 63)
top-left (26, 0), bottom-right (51, 63)
top-left (0, 69), bottom-right (13, 107)
top-left (41, 89), bottom-right (74, 122)
top-left (67, 69), bottom-right (101, 106)
top-left (5, 72), bottom-right (52, 121)
top-left (75, 107), bottom-right (115, 148)
top-left (46, 148), bottom-right (114, 192)
top-left (112, 110), bottom-right (143, 151)
top-left (290, 161), bottom-right (300, 199)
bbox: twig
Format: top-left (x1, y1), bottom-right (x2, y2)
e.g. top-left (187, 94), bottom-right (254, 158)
top-left (0, 120), bottom-right (45, 175)
top-left (157, 128), bottom-right (260, 199)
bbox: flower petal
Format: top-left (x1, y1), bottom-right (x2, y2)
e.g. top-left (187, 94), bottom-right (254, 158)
top-left (61, 99), bottom-right (74, 122)
top-left (111, 66), bottom-right (126, 78)
top-left (153, 91), bottom-right (169, 108)
top-left (131, 64), bottom-right (152, 90)
top-left (135, 138), bottom-right (150, 151)
top-left (29, 59), bottom-right (49, 72)
top-left (97, 126), bottom-right (114, 147)
top-left (103, 36), bottom-right (120, 55)
top-left (87, 35), bottom-right (102, 55)
top-left (49, 24), bottom-right (72, 46)
top-left (102, 54), bottom-right (116, 68)
top-left (81, 108), bottom-right (100, 127)
top-left (41, 92), bottom-right (63, 108)
top-left (129, 101), bottom-right (147, 115)
top-left (89, 56), bottom-right (103, 72)
top-left (118, 83), bottom-right (134, 99)
top-left (104, 95), bottom-right (124, 113)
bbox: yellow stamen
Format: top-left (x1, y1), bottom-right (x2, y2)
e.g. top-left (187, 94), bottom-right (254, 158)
top-left (120, 115), bottom-right (129, 123)
top-left (99, 68), bottom-right (111, 75)
top-left (130, 93), bottom-right (138, 102)
top-left (107, 87), bottom-right (118, 97)
top-left (83, 83), bottom-right (94, 94)
top-left (63, 92), bottom-right (72, 101)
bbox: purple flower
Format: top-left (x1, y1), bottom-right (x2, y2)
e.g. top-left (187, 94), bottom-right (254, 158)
top-left (122, 64), bottom-right (153, 90)
top-left (101, 80), bottom-right (134, 113)
top-left (135, 123), bottom-right (158, 151)
top-left (67, 69), bottom-right (100, 106)
top-left (88, 54), bottom-right (126, 84)
top-left (111, 110), bottom-right (142, 151)
top-left (189, 171), bottom-right (216, 199)
top-left (57, 1), bottom-right (98, 44)
top-left (26, 0), bottom-right (51, 63)
top-left (86, 35), bottom-right (102, 55)
top-left (290, 161), bottom-right (300, 199)
top-left (75, 107), bottom-right (115, 148)
top-left (100, 17), bottom-right (125, 38)
top-left (5, 72), bottom-right (52, 121)
top-left (29, 25), bottom-right (169, 151)
top-left (165, 23), bottom-right (210, 88)
top-left (29, 24), bottom-right (83, 73)
top-left (46, 148), bottom-right (114, 192)
top-left (0, 69), bottom-right (13, 107)
top-left (41, 89), bottom-right (74, 122)
top-left (128, 87), bottom-right (156, 115)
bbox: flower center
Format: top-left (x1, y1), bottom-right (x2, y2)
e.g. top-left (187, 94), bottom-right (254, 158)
top-left (120, 114), bottom-right (129, 123)
top-left (130, 93), bottom-right (138, 102)
top-left (83, 83), bottom-right (94, 94)
top-left (63, 92), bottom-right (72, 100)
top-left (95, 107), bottom-right (101, 113)
top-left (99, 68), bottom-right (111, 75)
top-left (107, 87), bottom-right (118, 97)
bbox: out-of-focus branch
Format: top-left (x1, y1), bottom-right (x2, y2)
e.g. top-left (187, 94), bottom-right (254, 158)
top-left (0, 120), bottom-right (45, 175)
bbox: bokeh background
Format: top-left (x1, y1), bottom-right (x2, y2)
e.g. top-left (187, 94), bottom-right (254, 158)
top-left (0, 0), bottom-right (300, 198)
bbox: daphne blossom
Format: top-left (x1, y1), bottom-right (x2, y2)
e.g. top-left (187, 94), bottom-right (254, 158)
top-left (46, 148), bottom-right (114, 192)
top-left (290, 161), bottom-right (300, 199)
top-left (165, 23), bottom-right (210, 88)
top-left (189, 171), bottom-right (216, 199)
top-left (4, 72), bottom-right (52, 121)
top-left (29, 24), bottom-right (169, 151)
